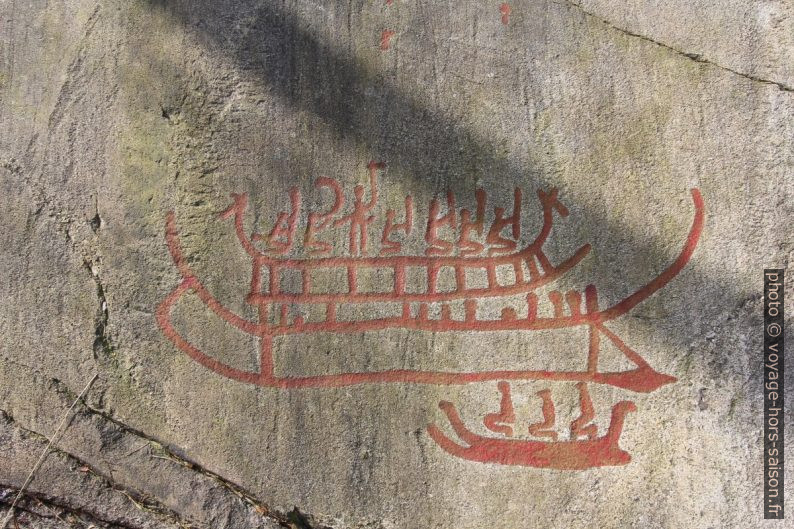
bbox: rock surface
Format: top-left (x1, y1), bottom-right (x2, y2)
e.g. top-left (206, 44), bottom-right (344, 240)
top-left (0, 1), bottom-right (791, 528)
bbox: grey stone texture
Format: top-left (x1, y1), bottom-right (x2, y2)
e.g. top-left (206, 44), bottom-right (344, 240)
top-left (0, 0), bottom-right (792, 527)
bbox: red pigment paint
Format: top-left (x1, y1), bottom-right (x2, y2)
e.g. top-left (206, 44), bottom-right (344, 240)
top-left (528, 388), bottom-right (558, 440)
top-left (380, 30), bottom-right (395, 50)
top-left (500, 3), bottom-right (511, 25)
top-left (427, 399), bottom-right (637, 469)
top-left (483, 381), bottom-right (516, 436)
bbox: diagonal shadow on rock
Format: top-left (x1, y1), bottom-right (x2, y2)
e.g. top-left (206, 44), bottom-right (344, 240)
top-left (139, 0), bottom-right (757, 373)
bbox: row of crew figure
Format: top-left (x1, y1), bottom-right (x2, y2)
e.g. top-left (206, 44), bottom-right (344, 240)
top-left (247, 161), bottom-right (528, 257)
top-left (485, 381), bottom-right (599, 441)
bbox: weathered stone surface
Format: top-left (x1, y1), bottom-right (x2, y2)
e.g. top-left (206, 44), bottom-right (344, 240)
top-left (0, 0), bottom-right (791, 528)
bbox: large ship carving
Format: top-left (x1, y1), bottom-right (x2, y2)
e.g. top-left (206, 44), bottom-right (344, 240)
top-left (157, 162), bottom-right (704, 470)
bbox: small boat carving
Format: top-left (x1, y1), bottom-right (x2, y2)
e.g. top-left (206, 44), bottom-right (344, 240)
top-left (428, 399), bottom-right (637, 470)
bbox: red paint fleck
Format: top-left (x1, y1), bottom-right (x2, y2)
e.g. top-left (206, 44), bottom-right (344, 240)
top-left (386, 0), bottom-right (393, 5)
top-left (380, 29), bottom-right (395, 50)
top-left (500, 3), bottom-right (511, 25)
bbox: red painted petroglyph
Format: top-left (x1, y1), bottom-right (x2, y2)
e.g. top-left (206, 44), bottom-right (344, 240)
top-left (427, 400), bottom-right (636, 469)
top-left (380, 30), bottom-right (395, 50)
top-left (500, 3), bottom-right (511, 25)
top-left (425, 191), bottom-right (457, 256)
top-left (527, 388), bottom-right (557, 441)
top-left (484, 381), bottom-right (515, 436)
top-left (158, 162), bottom-right (704, 469)
top-left (304, 177), bottom-right (344, 255)
top-left (570, 381), bottom-right (598, 440)
top-left (381, 195), bottom-right (413, 255)
top-left (333, 161), bottom-right (382, 256)
top-left (459, 189), bottom-right (486, 257)
top-left (249, 188), bottom-right (301, 255)
top-left (486, 188), bottom-right (521, 255)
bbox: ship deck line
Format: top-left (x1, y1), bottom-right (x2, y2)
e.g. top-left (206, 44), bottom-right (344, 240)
top-left (247, 243), bottom-right (591, 304)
